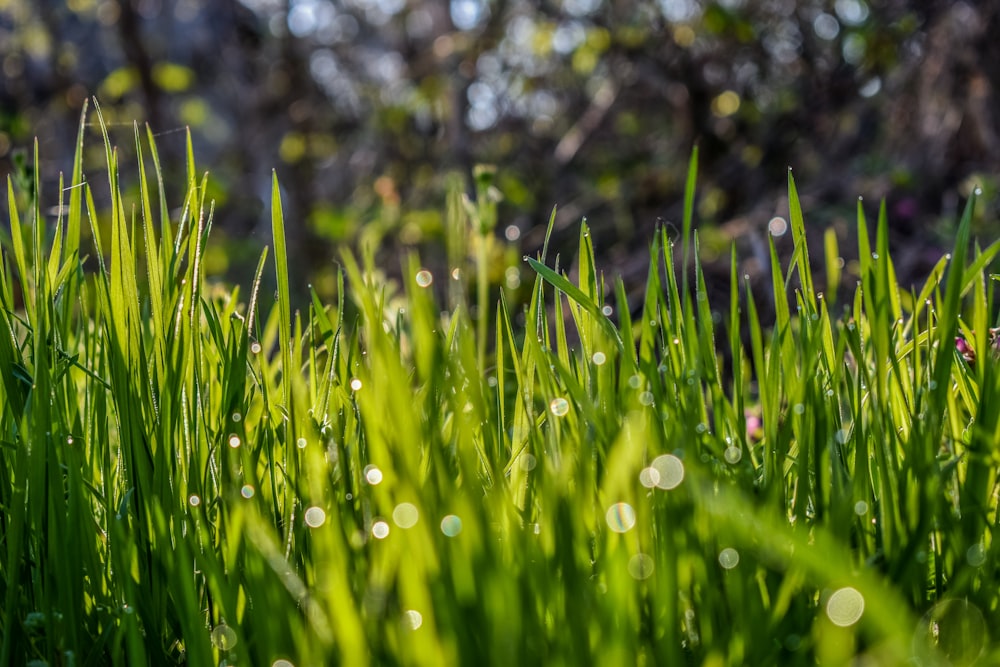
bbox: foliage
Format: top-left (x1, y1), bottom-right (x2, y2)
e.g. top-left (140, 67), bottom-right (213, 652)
top-left (2, 110), bottom-right (1000, 666)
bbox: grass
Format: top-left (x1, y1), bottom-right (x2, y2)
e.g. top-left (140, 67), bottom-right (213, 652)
top-left (1, 104), bottom-right (999, 666)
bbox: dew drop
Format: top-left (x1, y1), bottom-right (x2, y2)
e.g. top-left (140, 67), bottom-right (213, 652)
top-left (440, 514), bottom-right (463, 537)
top-left (724, 446), bottom-right (742, 464)
top-left (768, 216), bottom-right (788, 236)
top-left (504, 224), bottom-right (521, 241)
top-left (66, 436), bottom-right (74, 445)
top-left (718, 547), bottom-right (740, 569)
top-left (231, 412), bottom-right (242, 423)
top-left (228, 434), bottom-right (241, 448)
top-left (350, 378), bottom-right (363, 391)
top-left (250, 341), bottom-right (262, 355)
top-left (966, 543), bottom-right (987, 567)
top-left (415, 269), bottom-right (433, 287)
top-left (651, 454), bottom-right (685, 489)
top-left (304, 506), bottom-right (327, 528)
top-left (364, 465), bottom-right (383, 485)
top-left (401, 610), bottom-right (423, 630)
top-left (519, 453), bottom-right (537, 471)
top-left (451, 267), bottom-right (462, 280)
top-left (913, 599), bottom-right (987, 664)
top-left (639, 391), bottom-right (654, 406)
top-left (605, 502), bottom-right (637, 533)
top-left (601, 305), bottom-right (613, 317)
top-left (189, 495), bottom-right (201, 507)
top-left (392, 502), bottom-right (419, 528)
top-left (639, 467), bottom-right (661, 488)
top-left (272, 660), bottom-right (296, 667)
top-left (296, 437), bottom-right (308, 449)
top-left (549, 397), bottom-right (570, 417)
top-left (240, 485), bottom-right (255, 499)
top-left (592, 351), bottom-right (607, 365)
top-left (628, 553), bottom-right (655, 580)
top-left (372, 520), bottom-right (390, 539)
top-left (854, 500), bottom-right (868, 515)
top-left (211, 624), bottom-right (238, 650)
top-left (826, 587), bottom-right (865, 627)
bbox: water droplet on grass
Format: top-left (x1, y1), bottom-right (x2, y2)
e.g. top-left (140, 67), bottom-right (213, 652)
top-left (628, 553), bottom-right (655, 579)
top-left (605, 503), bottom-right (636, 533)
top-left (372, 520), bottom-right (390, 539)
top-left (966, 543), bottom-right (986, 567)
top-left (350, 378), bottom-right (363, 391)
top-left (505, 224), bottom-right (521, 241)
top-left (231, 412), bottom-right (242, 423)
top-left (189, 495), bottom-right (201, 507)
top-left (854, 500), bottom-right (868, 515)
top-left (250, 341), bottom-right (262, 354)
top-left (826, 587), bottom-right (865, 626)
top-left (592, 351), bottom-right (607, 365)
top-left (393, 503), bottom-right (419, 528)
top-left (304, 507), bottom-right (326, 528)
top-left (768, 216), bottom-right (788, 236)
top-left (296, 437), bottom-right (307, 449)
top-left (718, 547), bottom-right (740, 569)
top-left (401, 610), bottom-right (423, 630)
top-left (601, 305), bottom-right (613, 317)
top-left (415, 270), bottom-right (433, 287)
top-left (272, 660), bottom-right (296, 667)
top-left (519, 453), bottom-right (537, 471)
top-left (503, 267), bottom-right (521, 289)
top-left (66, 436), bottom-right (74, 445)
top-left (628, 374), bottom-right (642, 389)
top-left (913, 599), bottom-right (987, 665)
top-left (211, 624), bottom-right (237, 650)
top-left (549, 397), bottom-right (570, 416)
top-left (639, 391), bottom-right (654, 406)
top-left (440, 515), bottom-right (463, 536)
top-left (240, 485), bottom-right (255, 499)
top-left (639, 467), bottom-right (660, 488)
top-left (364, 465), bottom-right (383, 485)
top-left (651, 454), bottom-right (685, 489)
top-left (724, 446), bottom-right (742, 464)
top-left (228, 434), bottom-right (241, 448)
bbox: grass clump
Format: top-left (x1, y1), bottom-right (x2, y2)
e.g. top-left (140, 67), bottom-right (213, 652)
top-left (2, 106), bottom-right (999, 666)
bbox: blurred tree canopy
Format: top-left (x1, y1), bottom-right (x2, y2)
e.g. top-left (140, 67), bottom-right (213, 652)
top-left (1, 0), bottom-right (998, 297)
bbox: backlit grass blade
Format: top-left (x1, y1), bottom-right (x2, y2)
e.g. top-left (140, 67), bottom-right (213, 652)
top-left (526, 257), bottom-right (624, 356)
top-left (787, 169), bottom-right (815, 313)
top-left (681, 145), bottom-right (698, 302)
top-left (270, 171), bottom-right (295, 440)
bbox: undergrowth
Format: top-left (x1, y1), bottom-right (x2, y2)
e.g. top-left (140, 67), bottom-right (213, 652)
top-left (1, 103), bottom-right (998, 666)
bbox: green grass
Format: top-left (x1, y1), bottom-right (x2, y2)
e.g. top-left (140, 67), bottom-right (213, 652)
top-left (2, 106), bottom-right (999, 666)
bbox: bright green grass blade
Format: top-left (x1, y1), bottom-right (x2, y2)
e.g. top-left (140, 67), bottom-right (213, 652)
top-left (526, 257), bottom-right (624, 356)
top-left (63, 99), bottom-right (87, 264)
top-left (681, 145), bottom-right (698, 301)
top-left (823, 227), bottom-right (840, 304)
top-left (270, 171), bottom-right (295, 440)
top-left (144, 123), bottom-right (173, 253)
top-left (787, 169), bottom-right (816, 313)
top-left (5, 177), bottom-right (32, 319)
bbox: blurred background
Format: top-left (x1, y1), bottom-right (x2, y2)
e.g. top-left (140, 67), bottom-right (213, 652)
top-left (1, 0), bottom-right (998, 307)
